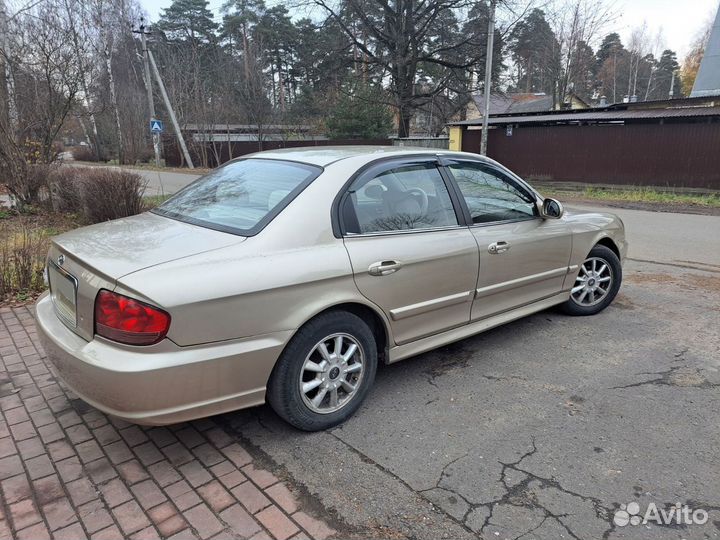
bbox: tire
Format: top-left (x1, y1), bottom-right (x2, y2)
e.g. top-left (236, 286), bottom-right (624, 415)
top-left (267, 310), bottom-right (378, 431)
top-left (560, 244), bottom-right (622, 316)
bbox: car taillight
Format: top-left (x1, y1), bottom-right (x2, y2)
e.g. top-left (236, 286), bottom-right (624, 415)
top-left (94, 289), bottom-right (170, 345)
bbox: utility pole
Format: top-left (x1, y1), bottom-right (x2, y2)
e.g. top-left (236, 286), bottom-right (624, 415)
top-left (480, 0), bottom-right (497, 156)
top-left (148, 50), bottom-right (194, 169)
top-left (133, 18), bottom-right (161, 167)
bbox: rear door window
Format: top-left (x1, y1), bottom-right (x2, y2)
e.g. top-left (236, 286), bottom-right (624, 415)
top-left (343, 163), bottom-right (459, 234)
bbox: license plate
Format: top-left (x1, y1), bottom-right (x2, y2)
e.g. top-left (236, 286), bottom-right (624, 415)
top-left (49, 262), bottom-right (78, 327)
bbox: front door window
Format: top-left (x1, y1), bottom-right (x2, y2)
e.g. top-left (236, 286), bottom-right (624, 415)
top-left (446, 162), bottom-right (537, 224)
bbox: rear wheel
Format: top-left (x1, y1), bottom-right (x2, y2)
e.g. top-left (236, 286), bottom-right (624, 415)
top-left (267, 311), bottom-right (377, 431)
top-left (560, 244), bottom-right (622, 316)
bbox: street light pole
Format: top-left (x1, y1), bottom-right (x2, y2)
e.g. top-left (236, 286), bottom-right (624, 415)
top-left (480, 0), bottom-right (497, 156)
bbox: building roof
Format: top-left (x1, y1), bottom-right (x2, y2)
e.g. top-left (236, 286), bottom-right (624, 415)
top-left (606, 95), bottom-right (720, 110)
top-left (472, 93), bottom-right (555, 115)
top-left (182, 124), bottom-right (314, 132)
top-left (449, 106), bottom-right (720, 127)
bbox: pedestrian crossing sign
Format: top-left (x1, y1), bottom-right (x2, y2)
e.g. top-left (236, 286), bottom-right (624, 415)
top-left (150, 119), bottom-right (164, 133)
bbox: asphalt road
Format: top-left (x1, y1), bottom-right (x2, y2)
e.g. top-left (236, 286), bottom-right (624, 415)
top-left (569, 204), bottom-right (720, 270)
top-left (133, 166), bottom-right (201, 197)
top-left (217, 257), bottom-right (720, 540)
top-left (143, 167), bottom-right (720, 539)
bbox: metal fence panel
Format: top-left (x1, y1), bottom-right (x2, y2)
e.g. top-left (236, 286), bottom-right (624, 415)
top-left (461, 122), bottom-right (720, 189)
top-left (164, 138), bottom-right (393, 168)
top-left (393, 137), bottom-right (450, 149)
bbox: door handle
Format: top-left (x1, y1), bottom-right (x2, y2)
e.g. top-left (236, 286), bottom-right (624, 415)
top-left (488, 241), bottom-right (511, 254)
top-left (368, 260), bottom-right (403, 276)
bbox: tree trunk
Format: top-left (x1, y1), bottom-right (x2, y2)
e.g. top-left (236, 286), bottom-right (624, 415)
top-left (100, 22), bottom-right (124, 163)
top-left (397, 106), bottom-right (411, 138)
top-left (242, 25), bottom-right (250, 79)
top-left (65, 0), bottom-right (101, 160)
top-left (77, 114), bottom-right (91, 146)
top-left (1, 0), bottom-right (18, 136)
top-left (277, 57), bottom-right (285, 111)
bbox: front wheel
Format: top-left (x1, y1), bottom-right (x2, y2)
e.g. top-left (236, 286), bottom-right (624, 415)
top-left (560, 244), bottom-right (622, 316)
top-left (267, 311), bottom-right (377, 431)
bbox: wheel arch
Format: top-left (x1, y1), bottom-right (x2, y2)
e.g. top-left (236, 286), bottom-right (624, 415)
top-left (289, 301), bottom-right (392, 365)
top-left (594, 236), bottom-right (620, 259)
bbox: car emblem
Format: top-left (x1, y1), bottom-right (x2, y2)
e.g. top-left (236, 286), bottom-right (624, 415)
top-left (57, 254), bottom-right (65, 266)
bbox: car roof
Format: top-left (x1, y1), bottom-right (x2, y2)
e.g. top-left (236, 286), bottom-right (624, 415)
top-left (246, 145), bottom-right (488, 167)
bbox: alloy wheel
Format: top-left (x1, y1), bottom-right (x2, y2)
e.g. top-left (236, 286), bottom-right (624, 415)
top-left (299, 333), bottom-right (365, 414)
top-left (571, 256), bottom-right (613, 307)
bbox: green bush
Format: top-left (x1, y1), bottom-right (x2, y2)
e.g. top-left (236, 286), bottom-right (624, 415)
top-left (326, 85), bottom-right (394, 139)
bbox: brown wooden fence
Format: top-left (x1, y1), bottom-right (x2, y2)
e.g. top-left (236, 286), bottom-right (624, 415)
top-left (461, 122), bottom-right (720, 189)
top-left (163, 138), bottom-right (392, 168)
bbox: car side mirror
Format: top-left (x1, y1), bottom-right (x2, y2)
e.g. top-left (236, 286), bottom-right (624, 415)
top-left (540, 198), bottom-right (564, 219)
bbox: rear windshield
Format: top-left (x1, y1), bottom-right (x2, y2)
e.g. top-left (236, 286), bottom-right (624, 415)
top-left (153, 158), bottom-right (321, 235)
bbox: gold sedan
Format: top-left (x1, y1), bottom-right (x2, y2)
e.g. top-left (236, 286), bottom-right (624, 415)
top-left (36, 147), bottom-right (627, 431)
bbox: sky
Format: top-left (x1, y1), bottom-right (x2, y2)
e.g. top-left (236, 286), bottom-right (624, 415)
top-left (139, 0), bottom-right (720, 60)
top-left (614, 0), bottom-right (719, 57)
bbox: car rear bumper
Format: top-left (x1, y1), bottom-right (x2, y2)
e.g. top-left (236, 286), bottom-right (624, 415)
top-left (35, 292), bottom-right (292, 425)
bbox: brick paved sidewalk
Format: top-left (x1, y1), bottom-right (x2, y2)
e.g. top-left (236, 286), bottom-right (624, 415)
top-left (0, 305), bottom-right (338, 540)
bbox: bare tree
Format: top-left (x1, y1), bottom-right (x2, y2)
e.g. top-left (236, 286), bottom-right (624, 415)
top-left (549, 0), bottom-right (615, 106)
top-left (90, 0), bottom-right (125, 162)
top-left (62, 0), bottom-right (102, 159)
top-left (0, 0), bottom-right (84, 204)
top-left (625, 22), bottom-right (651, 99)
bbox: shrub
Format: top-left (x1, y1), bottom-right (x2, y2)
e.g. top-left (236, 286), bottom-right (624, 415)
top-left (133, 146), bottom-right (155, 164)
top-left (81, 169), bottom-right (147, 223)
top-left (48, 166), bottom-right (83, 214)
top-left (2, 162), bottom-right (51, 207)
top-left (48, 167), bottom-right (147, 224)
top-left (0, 167), bottom-right (147, 300)
top-left (0, 220), bottom-right (47, 299)
top-left (70, 145), bottom-right (98, 162)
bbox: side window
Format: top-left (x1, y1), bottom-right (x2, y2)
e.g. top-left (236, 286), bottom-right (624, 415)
top-left (447, 162), bottom-right (537, 224)
top-left (344, 163), bottom-right (459, 234)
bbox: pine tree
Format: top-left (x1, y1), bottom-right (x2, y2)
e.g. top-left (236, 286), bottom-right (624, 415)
top-left (595, 33), bottom-right (624, 74)
top-left (325, 85), bottom-right (393, 139)
top-left (567, 40), bottom-right (596, 102)
top-left (460, 2), bottom-right (504, 89)
top-left (652, 49), bottom-right (680, 99)
top-left (508, 9), bottom-right (560, 95)
top-left (595, 33), bottom-right (629, 103)
top-left (155, 0), bottom-right (218, 44)
top-left (256, 6), bottom-right (298, 109)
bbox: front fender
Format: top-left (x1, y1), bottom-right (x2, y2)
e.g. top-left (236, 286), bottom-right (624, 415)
top-left (565, 211), bottom-right (627, 269)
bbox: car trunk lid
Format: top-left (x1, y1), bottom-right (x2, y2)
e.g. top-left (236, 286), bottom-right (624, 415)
top-left (47, 212), bottom-right (244, 341)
